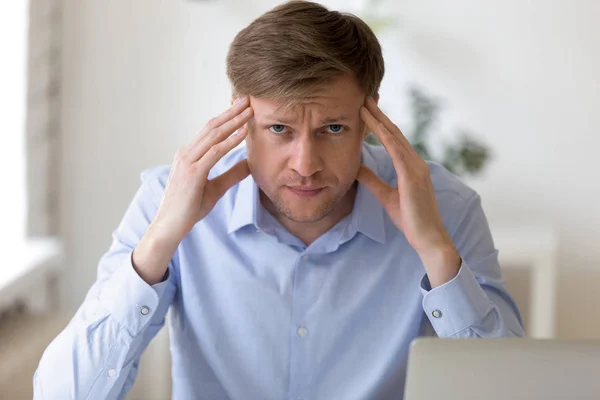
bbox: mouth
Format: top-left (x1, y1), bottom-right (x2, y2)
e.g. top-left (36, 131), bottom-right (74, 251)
top-left (286, 186), bottom-right (325, 198)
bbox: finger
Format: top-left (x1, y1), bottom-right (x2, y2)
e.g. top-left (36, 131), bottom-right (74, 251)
top-left (360, 106), bottom-right (392, 144)
top-left (210, 159), bottom-right (250, 199)
top-left (188, 106), bottom-right (253, 162)
top-left (183, 96), bottom-right (250, 157)
top-left (365, 97), bottom-right (413, 152)
top-left (364, 97), bottom-right (399, 133)
top-left (196, 126), bottom-right (248, 175)
top-left (360, 106), bottom-right (405, 166)
top-left (356, 165), bottom-right (396, 212)
top-left (207, 96), bottom-right (250, 130)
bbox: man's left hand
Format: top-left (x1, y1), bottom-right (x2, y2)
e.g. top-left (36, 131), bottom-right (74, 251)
top-left (357, 97), bottom-right (461, 288)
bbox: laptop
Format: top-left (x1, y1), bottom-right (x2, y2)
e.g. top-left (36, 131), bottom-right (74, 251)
top-left (404, 338), bottom-right (600, 400)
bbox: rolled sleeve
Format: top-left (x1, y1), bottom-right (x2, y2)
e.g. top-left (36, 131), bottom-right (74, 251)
top-left (98, 251), bottom-right (171, 337)
top-left (420, 260), bottom-right (494, 337)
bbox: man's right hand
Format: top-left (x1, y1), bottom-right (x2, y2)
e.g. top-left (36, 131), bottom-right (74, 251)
top-left (133, 96), bottom-right (254, 284)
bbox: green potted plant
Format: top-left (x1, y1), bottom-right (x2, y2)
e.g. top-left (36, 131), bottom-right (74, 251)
top-left (360, 0), bottom-right (491, 177)
top-left (365, 88), bottom-right (491, 176)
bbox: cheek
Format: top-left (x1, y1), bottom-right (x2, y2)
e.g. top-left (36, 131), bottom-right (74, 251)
top-left (246, 131), bottom-right (281, 178)
top-left (247, 131), bottom-right (271, 160)
top-left (344, 132), bottom-right (365, 157)
top-left (326, 138), bottom-right (363, 178)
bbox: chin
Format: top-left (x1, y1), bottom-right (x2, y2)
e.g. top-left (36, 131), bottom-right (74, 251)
top-left (274, 197), bottom-right (338, 223)
top-left (285, 209), bottom-right (328, 223)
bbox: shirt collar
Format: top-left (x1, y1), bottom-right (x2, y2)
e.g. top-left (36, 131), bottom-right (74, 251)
top-left (227, 170), bottom-right (258, 234)
top-left (227, 144), bottom-right (387, 244)
top-left (348, 145), bottom-right (387, 244)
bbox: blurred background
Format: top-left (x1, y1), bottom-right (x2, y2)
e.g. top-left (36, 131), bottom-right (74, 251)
top-left (1, 0), bottom-right (599, 398)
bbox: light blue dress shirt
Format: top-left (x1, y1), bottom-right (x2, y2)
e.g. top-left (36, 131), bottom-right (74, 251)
top-left (34, 143), bottom-right (524, 400)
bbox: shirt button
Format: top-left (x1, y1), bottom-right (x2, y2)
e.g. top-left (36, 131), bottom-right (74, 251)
top-left (107, 369), bottom-right (117, 378)
top-left (301, 255), bottom-right (308, 261)
top-left (297, 326), bottom-right (308, 338)
top-left (432, 309), bottom-right (442, 318)
top-left (140, 306), bottom-right (150, 315)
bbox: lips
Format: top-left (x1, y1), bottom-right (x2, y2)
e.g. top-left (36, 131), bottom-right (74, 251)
top-left (286, 186), bottom-right (324, 198)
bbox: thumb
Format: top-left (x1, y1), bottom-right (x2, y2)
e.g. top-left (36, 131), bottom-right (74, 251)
top-left (211, 159), bottom-right (250, 199)
top-left (356, 164), bottom-right (394, 207)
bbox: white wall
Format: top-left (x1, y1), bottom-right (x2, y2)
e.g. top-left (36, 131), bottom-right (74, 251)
top-left (1, 2), bottom-right (28, 250)
top-left (60, 0), bottom-right (600, 339)
top-left (59, 0), bottom-right (247, 307)
top-left (355, 0), bottom-right (600, 339)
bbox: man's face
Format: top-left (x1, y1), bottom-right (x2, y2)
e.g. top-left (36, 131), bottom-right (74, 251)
top-left (245, 74), bottom-right (367, 224)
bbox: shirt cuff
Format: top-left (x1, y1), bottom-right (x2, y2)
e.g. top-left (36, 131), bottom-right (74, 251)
top-left (98, 251), bottom-right (171, 337)
top-left (420, 260), bottom-right (493, 337)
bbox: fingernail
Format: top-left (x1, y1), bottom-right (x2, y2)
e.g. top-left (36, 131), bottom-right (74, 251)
top-left (234, 96), bottom-right (246, 106)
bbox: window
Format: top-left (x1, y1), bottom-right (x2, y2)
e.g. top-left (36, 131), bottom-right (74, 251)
top-left (0, 1), bottom-right (63, 313)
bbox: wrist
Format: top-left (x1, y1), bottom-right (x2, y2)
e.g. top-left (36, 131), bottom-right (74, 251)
top-left (134, 223), bottom-right (181, 285)
top-left (142, 225), bottom-right (180, 255)
top-left (418, 244), bottom-right (461, 288)
top-left (147, 216), bottom-right (188, 246)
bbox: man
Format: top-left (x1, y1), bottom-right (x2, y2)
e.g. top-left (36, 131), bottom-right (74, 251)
top-left (34, 1), bottom-right (524, 399)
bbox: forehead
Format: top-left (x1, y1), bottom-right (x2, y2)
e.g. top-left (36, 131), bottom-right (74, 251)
top-left (250, 74), bottom-right (365, 121)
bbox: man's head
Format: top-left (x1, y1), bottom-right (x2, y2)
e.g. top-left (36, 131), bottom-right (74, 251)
top-left (226, 1), bottom-right (384, 226)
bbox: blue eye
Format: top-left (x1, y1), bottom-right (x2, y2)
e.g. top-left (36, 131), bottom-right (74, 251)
top-left (326, 124), bottom-right (344, 134)
top-left (269, 124), bottom-right (287, 134)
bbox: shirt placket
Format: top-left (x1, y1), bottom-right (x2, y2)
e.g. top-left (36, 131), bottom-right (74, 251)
top-left (288, 252), bottom-right (314, 400)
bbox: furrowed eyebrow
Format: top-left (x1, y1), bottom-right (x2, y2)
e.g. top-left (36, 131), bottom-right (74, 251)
top-left (261, 115), bottom-right (296, 124)
top-left (260, 115), bottom-right (350, 124)
top-left (320, 116), bottom-right (350, 124)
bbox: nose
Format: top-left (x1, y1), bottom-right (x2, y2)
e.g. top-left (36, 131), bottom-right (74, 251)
top-left (289, 135), bottom-right (323, 178)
